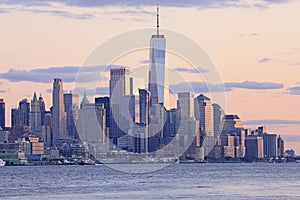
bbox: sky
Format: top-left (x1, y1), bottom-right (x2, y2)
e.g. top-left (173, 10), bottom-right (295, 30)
top-left (0, 0), bottom-right (299, 153)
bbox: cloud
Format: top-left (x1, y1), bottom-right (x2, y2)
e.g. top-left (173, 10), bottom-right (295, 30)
top-left (169, 81), bottom-right (228, 94)
top-left (0, 65), bottom-right (114, 83)
top-left (173, 67), bottom-right (208, 74)
top-left (224, 80), bottom-right (284, 90)
top-left (281, 135), bottom-right (300, 142)
top-left (0, 8), bottom-right (11, 14)
top-left (0, 90), bottom-right (7, 93)
top-left (0, 0), bottom-right (291, 9)
top-left (258, 57), bottom-right (272, 63)
top-left (244, 119), bottom-right (300, 125)
top-left (169, 80), bottom-right (284, 94)
top-left (21, 8), bottom-right (95, 19)
top-left (238, 33), bottom-right (260, 37)
top-left (287, 86), bottom-right (300, 95)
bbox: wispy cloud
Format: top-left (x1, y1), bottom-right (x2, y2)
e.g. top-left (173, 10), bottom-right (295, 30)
top-left (0, 8), bottom-right (11, 14)
top-left (238, 33), bottom-right (260, 37)
top-left (281, 135), bottom-right (300, 142)
top-left (21, 8), bottom-right (95, 19)
top-left (0, 0), bottom-right (292, 9)
top-left (169, 81), bottom-right (228, 94)
top-left (0, 90), bottom-right (7, 93)
top-left (0, 65), bottom-right (113, 83)
top-left (244, 119), bottom-right (300, 125)
top-left (173, 67), bottom-right (208, 74)
top-left (287, 86), bottom-right (300, 95)
top-left (170, 80), bottom-right (284, 94)
top-left (224, 80), bottom-right (284, 90)
top-left (258, 57), bottom-right (272, 63)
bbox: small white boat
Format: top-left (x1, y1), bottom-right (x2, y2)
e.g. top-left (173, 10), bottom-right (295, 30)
top-left (0, 159), bottom-right (6, 166)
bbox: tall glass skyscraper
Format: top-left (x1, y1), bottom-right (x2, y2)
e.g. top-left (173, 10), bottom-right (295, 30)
top-left (0, 99), bottom-right (5, 129)
top-left (148, 5), bottom-right (167, 107)
top-left (52, 78), bottom-right (67, 146)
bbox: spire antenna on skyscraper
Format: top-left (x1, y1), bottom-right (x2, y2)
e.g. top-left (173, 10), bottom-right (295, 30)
top-left (156, 4), bottom-right (159, 35)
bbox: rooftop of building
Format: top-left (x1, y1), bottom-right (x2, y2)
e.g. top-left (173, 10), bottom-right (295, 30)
top-left (195, 94), bottom-right (210, 101)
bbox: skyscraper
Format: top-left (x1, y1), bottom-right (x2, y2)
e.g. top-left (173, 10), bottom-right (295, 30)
top-left (139, 89), bottom-right (150, 126)
top-left (95, 96), bottom-right (110, 128)
top-left (39, 94), bottom-right (46, 126)
top-left (18, 99), bottom-right (30, 127)
top-left (212, 103), bottom-right (224, 139)
top-left (194, 94), bottom-right (214, 137)
top-left (109, 67), bottom-right (130, 145)
top-left (52, 78), bottom-right (67, 146)
top-left (11, 108), bottom-right (18, 128)
top-left (0, 99), bottom-right (5, 129)
top-left (64, 92), bottom-right (79, 138)
top-left (148, 5), bottom-right (168, 107)
top-left (245, 135), bottom-right (264, 159)
top-left (29, 92), bottom-right (42, 137)
top-left (277, 135), bottom-right (285, 157)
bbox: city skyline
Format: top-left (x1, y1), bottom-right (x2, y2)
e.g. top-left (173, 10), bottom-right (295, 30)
top-left (0, 1), bottom-right (299, 152)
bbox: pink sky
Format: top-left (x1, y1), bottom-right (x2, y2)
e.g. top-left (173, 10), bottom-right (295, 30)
top-left (0, 0), bottom-right (299, 153)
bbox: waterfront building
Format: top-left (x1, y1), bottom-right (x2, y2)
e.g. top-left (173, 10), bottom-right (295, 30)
top-left (277, 135), bottom-right (285, 157)
top-left (78, 96), bottom-right (107, 147)
top-left (42, 112), bottom-right (52, 147)
top-left (64, 92), bottom-right (79, 138)
top-left (39, 94), bottom-right (46, 126)
top-left (52, 78), bottom-right (68, 146)
top-left (0, 99), bottom-right (5, 129)
top-left (95, 96), bottom-right (110, 128)
top-left (109, 67), bottom-right (130, 146)
top-left (148, 5), bottom-right (168, 108)
top-left (194, 94), bottom-right (214, 137)
top-left (260, 133), bottom-right (277, 158)
top-left (245, 135), bottom-right (264, 159)
top-left (18, 99), bottom-right (30, 126)
top-left (29, 92), bottom-right (42, 138)
top-left (212, 103), bottom-right (224, 139)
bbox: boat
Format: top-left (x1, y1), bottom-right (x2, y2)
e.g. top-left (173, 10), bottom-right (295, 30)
top-left (179, 159), bottom-right (195, 164)
top-left (0, 159), bottom-right (6, 166)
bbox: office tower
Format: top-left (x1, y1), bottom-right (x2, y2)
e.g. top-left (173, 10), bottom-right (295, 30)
top-left (261, 133), bottom-right (277, 158)
top-left (39, 94), bottom-right (46, 126)
top-left (18, 99), bottom-right (30, 126)
top-left (29, 92), bottom-right (42, 137)
top-left (258, 126), bottom-right (267, 134)
top-left (52, 78), bottom-right (67, 146)
top-left (245, 135), bottom-right (264, 159)
top-left (109, 67), bottom-right (130, 145)
top-left (139, 89), bottom-right (150, 126)
top-left (277, 135), bottom-right (285, 157)
top-left (0, 99), bottom-right (5, 129)
top-left (169, 108), bottom-right (177, 137)
top-left (221, 115), bottom-right (244, 135)
top-left (194, 94), bottom-right (214, 137)
top-left (78, 99), bottom-right (106, 146)
top-left (148, 5), bottom-right (168, 107)
top-left (95, 97), bottom-right (110, 128)
top-left (212, 103), bottom-right (224, 139)
top-left (43, 112), bottom-right (52, 147)
top-left (177, 92), bottom-right (195, 120)
top-left (177, 92), bottom-right (200, 157)
top-left (220, 134), bottom-right (235, 158)
top-left (64, 92), bottom-right (79, 138)
top-left (11, 108), bottom-right (18, 128)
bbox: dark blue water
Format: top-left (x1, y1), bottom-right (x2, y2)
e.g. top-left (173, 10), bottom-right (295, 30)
top-left (1, 163), bottom-right (300, 199)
